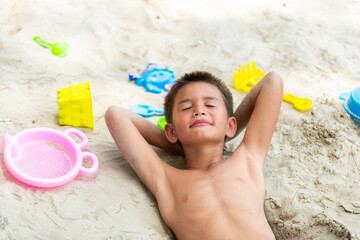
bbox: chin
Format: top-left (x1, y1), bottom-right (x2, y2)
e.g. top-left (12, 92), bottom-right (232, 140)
top-left (182, 133), bottom-right (224, 145)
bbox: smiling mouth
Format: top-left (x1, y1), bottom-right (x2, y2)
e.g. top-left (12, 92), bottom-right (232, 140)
top-left (190, 120), bottom-right (211, 128)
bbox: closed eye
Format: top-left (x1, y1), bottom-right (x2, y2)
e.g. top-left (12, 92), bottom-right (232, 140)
top-left (182, 106), bottom-right (192, 111)
top-left (206, 105), bottom-right (215, 107)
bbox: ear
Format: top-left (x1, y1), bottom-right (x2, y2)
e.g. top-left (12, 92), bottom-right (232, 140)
top-left (164, 123), bottom-right (179, 144)
top-left (225, 116), bottom-right (237, 139)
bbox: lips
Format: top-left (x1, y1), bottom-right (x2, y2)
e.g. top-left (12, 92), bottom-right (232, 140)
top-left (190, 119), bottom-right (211, 128)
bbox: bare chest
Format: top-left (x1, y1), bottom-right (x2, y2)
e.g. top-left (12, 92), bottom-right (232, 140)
top-left (173, 171), bottom-right (264, 216)
top-left (158, 165), bottom-right (267, 238)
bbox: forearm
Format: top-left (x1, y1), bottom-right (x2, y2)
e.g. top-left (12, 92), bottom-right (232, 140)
top-left (231, 71), bottom-right (282, 139)
top-left (106, 106), bottom-right (183, 155)
top-left (131, 112), bottom-right (182, 155)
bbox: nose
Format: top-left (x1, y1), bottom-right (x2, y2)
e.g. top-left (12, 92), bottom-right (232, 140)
top-left (193, 107), bottom-right (206, 117)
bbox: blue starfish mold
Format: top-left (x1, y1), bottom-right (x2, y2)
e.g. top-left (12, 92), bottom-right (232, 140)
top-left (129, 63), bottom-right (175, 94)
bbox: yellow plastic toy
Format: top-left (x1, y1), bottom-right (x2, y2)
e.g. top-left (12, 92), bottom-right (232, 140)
top-left (57, 81), bottom-right (94, 129)
top-left (233, 61), bottom-right (313, 111)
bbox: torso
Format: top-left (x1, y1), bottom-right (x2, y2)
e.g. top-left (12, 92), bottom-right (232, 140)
top-left (156, 147), bottom-right (275, 240)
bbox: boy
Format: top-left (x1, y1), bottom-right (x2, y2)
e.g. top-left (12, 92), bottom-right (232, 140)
top-left (105, 70), bottom-right (283, 240)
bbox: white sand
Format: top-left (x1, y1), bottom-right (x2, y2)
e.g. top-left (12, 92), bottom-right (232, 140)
top-left (1, 0), bottom-right (360, 239)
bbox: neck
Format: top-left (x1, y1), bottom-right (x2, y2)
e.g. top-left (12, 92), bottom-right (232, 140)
top-left (182, 142), bottom-right (224, 170)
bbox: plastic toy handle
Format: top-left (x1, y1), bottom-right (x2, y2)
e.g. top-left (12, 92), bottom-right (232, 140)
top-left (80, 152), bottom-right (99, 175)
top-left (148, 106), bottom-right (165, 115)
top-left (33, 36), bottom-right (53, 48)
top-left (140, 63), bottom-right (158, 77)
top-left (63, 128), bottom-right (89, 150)
top-left (129, 63), bottom-right (158, 81)
top-left (283, 92), bottom-right (313, 111)
top-left (283, 91), bottom-right (299, 103)
top-left (339, 92), bottom-right (350, 100)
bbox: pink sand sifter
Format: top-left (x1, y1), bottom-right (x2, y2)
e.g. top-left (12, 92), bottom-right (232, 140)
top-left (2, 127), bottom-right (99, 187)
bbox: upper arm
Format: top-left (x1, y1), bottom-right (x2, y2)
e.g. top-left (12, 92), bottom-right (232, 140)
top-left (105, 106), bottom-right (170, 197)
top-left (240, 72), bottom-right (283, 164)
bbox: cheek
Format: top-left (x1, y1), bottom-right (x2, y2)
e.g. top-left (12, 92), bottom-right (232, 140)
top-left (214, 108), bottom-right (228, 123)
top-left (172, 114), bottom-right (188, 132)
top-left (216, 113), bottom-right (231, 132)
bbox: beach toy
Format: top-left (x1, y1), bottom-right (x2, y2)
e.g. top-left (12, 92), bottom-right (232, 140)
top-left (234, 61), bottom-right (266, 92)
top-left (129, 63), bottom-right (175, 94)
top-left (234, 61), bottom-right (313, 111)
top-left (57, 81), bottom-right (94, 130)
top-left (2, 127), bottom-right (99, 188)
top-left (132, 104), bottom-right (164, 118)
top-left (33, 36), bottom-right (69, 57)
top-left (339, 86), bottom-right (360, 123)
top-left (129, 63), bottom-right (157, 81)
top-left (282, 92), bottom-right (313, 111)
top-left (157, 116), bottom-right (167, 130)
top-left (165, 84), bottom-right (173, 91)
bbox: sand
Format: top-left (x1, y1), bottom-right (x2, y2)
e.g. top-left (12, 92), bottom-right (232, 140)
top-left (1, 0), bottom-right (360, 239)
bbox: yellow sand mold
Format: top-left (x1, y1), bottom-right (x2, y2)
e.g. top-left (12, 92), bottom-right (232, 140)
top-left (57, 81), bottom-right (94, 129)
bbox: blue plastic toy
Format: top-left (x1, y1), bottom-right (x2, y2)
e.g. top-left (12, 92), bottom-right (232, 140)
top-left (129, 63), bottom-right (175, 94)
top-left (339, 86), bottom-right (360, 124)
top-left (131, 104), bottom-right (165, 118)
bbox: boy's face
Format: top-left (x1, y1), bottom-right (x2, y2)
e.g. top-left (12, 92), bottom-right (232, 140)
top-left (165, 82), bottom-right (236, 146)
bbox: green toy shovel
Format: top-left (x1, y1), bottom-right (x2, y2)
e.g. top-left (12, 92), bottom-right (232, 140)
top-left (33, 36), bottom-right (69, 57)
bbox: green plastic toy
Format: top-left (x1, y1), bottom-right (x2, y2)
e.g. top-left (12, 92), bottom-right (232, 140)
top-left (157, 116), bottom-right (167, 130)
top-left (33, 36), bottom-right (69, 57)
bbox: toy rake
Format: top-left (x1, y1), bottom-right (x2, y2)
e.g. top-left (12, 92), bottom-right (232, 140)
top-left (233, 61), bottom-right (313, 111)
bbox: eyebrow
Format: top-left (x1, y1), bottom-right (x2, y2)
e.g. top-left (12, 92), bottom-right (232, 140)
top-left (204, 97), bottom-right (219, 101)
top-left (177, 99), bottom-right (191, 105)
top-left (177, 97), bottom-right (220, 105)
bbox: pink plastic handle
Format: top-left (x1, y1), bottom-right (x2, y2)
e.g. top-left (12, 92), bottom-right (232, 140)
top-left (80, 152), bottom-right (99, 175)
top-left (63, 128), bottom-right (88, 150)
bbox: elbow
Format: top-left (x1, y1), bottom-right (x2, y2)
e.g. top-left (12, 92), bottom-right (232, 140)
top-left (105, 105), bottom-right (120, 129)
top-left (264, 71), bottom-right (284, 94)
top-left (266, 71), bottom-right (284, 86)
top-left (105, 105), bottom-right (134, 129)
top-left (267, 71), bottom-right (284, 85)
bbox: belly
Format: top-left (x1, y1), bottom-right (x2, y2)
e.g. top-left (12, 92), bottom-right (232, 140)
top-left (168, 205), bottom-right (275, 240)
